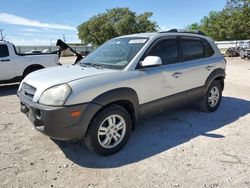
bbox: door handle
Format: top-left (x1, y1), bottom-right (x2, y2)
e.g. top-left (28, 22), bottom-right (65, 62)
top-left (0, 59), bottom-right (10, 62)
top-left (205, 65), bottom-right (214, 71)
top-left (172, 72), bottom-right (183, 78)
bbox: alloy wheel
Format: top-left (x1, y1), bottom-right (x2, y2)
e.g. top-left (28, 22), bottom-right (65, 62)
top-left (97, 115), bottom-right (126, 149)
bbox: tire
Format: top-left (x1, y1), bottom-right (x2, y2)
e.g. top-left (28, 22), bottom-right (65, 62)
top-left (84, 105), bottom-right (132, 156)
top-left (199, 80), bottom-right (222, 112)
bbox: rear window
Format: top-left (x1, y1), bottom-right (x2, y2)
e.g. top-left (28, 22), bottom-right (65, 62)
top-left (180, 38), bottom-right (205, 61)
top-left (0, 44), bottom-right (9, 57)
top-left (203, 40), bottom-right (214, 57)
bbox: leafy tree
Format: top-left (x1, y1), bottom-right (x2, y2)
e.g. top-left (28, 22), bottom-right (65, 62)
top-left (187, 23), bottom-right (200, 30)
top-left (187, 0), bottom-right (250, 40)
top-left (226, 0), bottom-right (250, 9)
top-left (77, 8), bottom-right (158, 46)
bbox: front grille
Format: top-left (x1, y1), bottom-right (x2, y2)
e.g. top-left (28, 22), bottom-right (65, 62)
top-left (21, 82), bottom-right (36, 100)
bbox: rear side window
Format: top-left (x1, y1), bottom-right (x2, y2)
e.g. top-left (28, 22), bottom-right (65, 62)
top-left (0, 44), bottom-right (9, 57)
top-left (180, 38), bottom-right (205, 61)
top-left (147, 39), bottom-right (178, 65)
top-left (203, 40), bottom-right (214, 57)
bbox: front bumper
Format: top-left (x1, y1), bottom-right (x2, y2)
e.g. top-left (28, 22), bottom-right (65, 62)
top-left (17, 92), bottom-right (102, 140)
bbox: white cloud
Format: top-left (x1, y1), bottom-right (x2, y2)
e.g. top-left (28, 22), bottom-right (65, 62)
top-left (20, 33), bottom-right (34, 36)
top-left (0, 13), bottom-right (76, 30)
top-left (6, 35), bottom-right (80, 45)
top-left (21, 28), bottom-right (41, 32)
top-left (19, 32), bottom-right (61, 38)
top-left (5, 36), bottom-right (52, 45)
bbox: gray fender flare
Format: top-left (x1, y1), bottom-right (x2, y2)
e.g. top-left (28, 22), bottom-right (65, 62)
top-left (93, 87), bottom-right (140, 123)
top-left (205, 68), bottom-right (226, 92)
top-left (80, 88), bottom-right (140, 137)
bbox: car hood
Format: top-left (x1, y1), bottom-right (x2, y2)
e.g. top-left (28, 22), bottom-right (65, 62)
top-left (21, 65), bottom-right (117, 102)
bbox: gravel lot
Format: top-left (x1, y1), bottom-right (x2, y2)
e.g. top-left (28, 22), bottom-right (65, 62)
top-left (0, 57), bottom-right (250, 188)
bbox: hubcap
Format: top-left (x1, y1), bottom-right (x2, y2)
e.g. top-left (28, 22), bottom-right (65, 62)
top-left (97, 115), bottom-right (126, 149)
top-left (208, 86), bottom-right (220, 108)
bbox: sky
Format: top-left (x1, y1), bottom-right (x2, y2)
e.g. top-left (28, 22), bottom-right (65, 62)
top-left (0, 0), bottom-right (226, 45)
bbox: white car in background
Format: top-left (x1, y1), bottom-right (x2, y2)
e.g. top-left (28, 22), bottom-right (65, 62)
top-left (240, 48), bottom-right (250, 59)
top-left (0, 40), bottom-right (59, 84)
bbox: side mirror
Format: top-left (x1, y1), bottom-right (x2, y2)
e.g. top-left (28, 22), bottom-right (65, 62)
top-left (141, 56), bottom-right (162, 68)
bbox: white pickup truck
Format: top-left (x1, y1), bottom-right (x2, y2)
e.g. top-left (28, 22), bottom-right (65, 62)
top-left (0, 41), bottom-right (59, 84)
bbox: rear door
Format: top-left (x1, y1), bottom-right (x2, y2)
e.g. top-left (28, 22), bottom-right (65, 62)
top-left (177, 37), bottom-right (215, 93)
top-left (0, 44), bottom-right (15, 81)
top-left (138, 36), bottom-right (215, 110)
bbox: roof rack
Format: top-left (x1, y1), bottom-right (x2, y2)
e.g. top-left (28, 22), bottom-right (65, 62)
top-left (160, 29), bottom-right (206, 36)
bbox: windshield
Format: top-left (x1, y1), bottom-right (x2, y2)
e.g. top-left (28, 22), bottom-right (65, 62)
top-left (79, 37), bottom-right (148, 70)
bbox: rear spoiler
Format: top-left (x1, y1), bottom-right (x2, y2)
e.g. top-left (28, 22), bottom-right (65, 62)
top-left (56, 39), bottom-right (83, 64)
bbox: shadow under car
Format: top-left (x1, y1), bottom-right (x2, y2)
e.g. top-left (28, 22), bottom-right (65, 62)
top-left (53, 96), bottom-right (250, 168)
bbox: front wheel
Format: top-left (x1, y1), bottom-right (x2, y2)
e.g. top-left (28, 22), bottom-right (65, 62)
top-left (199, 80), bottom-right (222, 112)
top-left (84, 105), bottom-right (132, 156)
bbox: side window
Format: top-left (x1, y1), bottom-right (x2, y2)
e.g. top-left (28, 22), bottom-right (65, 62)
top-left (180, 38), bottom-right (205, 61)
top-left (147, 39), bottom-right (178, 65)
top-left (203, 40), bottom-right (214, 57)
top-left (0, 45), bottom-right (9, 58)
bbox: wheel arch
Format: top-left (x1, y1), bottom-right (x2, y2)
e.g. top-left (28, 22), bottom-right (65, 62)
top-left (91, 87), bottom-right (140, 130)
top-left (205, 68), bottom-right (225, 91)
top-left (23, 64), bottom-right (44, 77)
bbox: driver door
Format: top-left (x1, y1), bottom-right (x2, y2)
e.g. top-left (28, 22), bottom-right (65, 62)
top-left (138, 37), bottom-right (184, 115)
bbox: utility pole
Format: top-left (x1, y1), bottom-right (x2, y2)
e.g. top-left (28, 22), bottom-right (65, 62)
top-left (0, 28), bottom-right (5, 41)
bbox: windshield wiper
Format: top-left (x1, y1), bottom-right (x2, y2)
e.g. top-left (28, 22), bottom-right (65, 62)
top-left (80, 62), bottom-right (104, 69)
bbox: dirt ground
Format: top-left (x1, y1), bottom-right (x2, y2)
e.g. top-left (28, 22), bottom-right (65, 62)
top-left (0, 57), bottom-right (250, 188)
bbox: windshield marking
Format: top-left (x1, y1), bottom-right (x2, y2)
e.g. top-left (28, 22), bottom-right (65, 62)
top-left (129, 39), bottom-right (147, 44)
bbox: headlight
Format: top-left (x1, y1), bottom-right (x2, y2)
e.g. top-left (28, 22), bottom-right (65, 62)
top-left (39, 84), bottom-right (71, 106)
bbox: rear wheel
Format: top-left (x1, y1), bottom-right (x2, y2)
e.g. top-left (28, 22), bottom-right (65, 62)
top-left (199, 80), bottom-right (222, 112)
top-left (84, 105), bottom-right (132, 156)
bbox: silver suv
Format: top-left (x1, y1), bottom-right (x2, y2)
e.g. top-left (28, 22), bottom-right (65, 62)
top-left (18, 29), bottom-right (226, 155)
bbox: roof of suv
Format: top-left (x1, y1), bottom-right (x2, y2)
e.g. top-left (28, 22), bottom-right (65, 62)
top-left (118, 29), bottom-right (209, 40)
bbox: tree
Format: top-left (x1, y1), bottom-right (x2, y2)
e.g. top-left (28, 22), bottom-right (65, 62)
top-left (226, 0), bottom-right (250, 9)
top-left (187, 23), bottom-right (200, 30)
top-left (187, 0), bottom-right (250, 40)
top-left (77, 8), bottom-right (158, 46)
